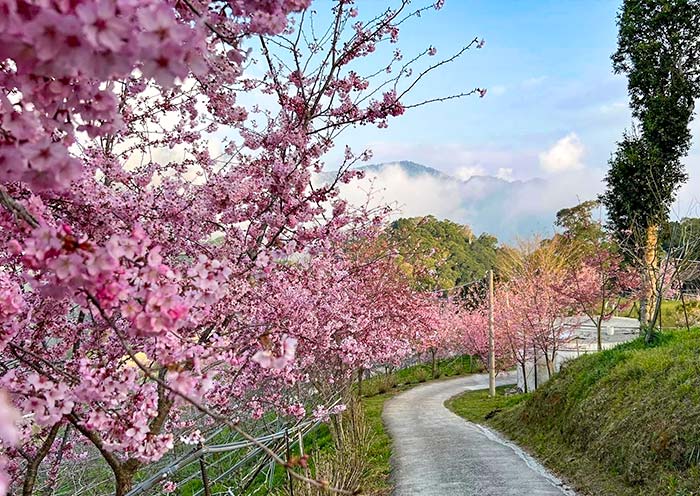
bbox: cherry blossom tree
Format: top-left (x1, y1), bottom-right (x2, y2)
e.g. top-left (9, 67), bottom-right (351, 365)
top-left (561, 248), bottom-right (640, 351)
top-left (0, 1), bottom-right (484, 494)
top-left (499, 239), bottom-right (577, 380)
top-left (494, 283), bottom-right (534, 391)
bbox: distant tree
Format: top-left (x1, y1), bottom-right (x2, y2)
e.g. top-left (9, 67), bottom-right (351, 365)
top-left (498, 237), bottom-right (575, 379)
top-left (602, 0), bottom-right (700, 330)
top-left (387, 216), bottom-right (499, 291)
top-left (556, 200), bottom-right (604, 246)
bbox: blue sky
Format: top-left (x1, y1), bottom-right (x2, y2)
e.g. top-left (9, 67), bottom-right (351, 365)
top-left (329, 0), bottom-right (633, 177)
top-left (318, 0), bottom-right (700, 231)
top-left (252, 0), bottom-right (700, 240)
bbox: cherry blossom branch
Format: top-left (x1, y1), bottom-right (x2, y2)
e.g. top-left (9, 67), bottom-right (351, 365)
top-left (0, 187), bottom-right (38, 228)
top-left (86, 295), bottom-right (354, 495)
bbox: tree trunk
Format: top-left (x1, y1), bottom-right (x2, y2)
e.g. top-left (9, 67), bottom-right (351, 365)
top-left (681, 291), bottom-right (691, 332)
top-left (596, 320), bottom-right (603, 352)
top-left (357, 368), bottom-right (363, 397)
top-left (115, 460), bottom-right (140, 496)
top-left (22, 424), bottom-right (61, 496)
top-left (643, 223), bottom-right (659, 325)
top-left (520, 361), bottom-right (528, 393)
top-left (639, 296), bottom-right (648, 333)
top-left (430, 348), bottom-right (437, 379)
top-left (532, 344), bottom-right (538, 390)
top-left (545, 354), bottom-right (553, 379)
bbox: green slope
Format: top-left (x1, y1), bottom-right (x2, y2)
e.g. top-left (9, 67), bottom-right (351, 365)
top-left (450, 330), bottom-right (700, 495)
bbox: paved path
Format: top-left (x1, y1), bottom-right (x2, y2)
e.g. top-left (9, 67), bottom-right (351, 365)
top-left (383, 373), bottom-right (575, 496)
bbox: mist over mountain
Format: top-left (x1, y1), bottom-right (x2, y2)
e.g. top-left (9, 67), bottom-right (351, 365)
top-left (316, 161), bottom-right (602, 242)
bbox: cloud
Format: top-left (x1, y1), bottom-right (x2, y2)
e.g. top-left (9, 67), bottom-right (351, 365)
top-left (522, 76), bottom-right (547, 87)
top-left (356, 141), bottom-right (540, 178)
top-left (539, 133), bottom-right (585, 173)
top-left (316, 162), bottom-right (607, 242)
top-left (496, 167), bottom-right (514, 181)
top-left (455, 165), bottom-right (485, 181)
top-left (323, 164), bottom-right (465, 222)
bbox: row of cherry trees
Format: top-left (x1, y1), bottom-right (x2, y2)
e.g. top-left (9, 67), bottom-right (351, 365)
top-left (452, 237), bottom-right (642, 392)
top-left (0, 0), bottom-right (484, 494)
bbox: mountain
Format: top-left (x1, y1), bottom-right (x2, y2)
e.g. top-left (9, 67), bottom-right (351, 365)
top-left (358, 161), bottom-right (450, 179)
top-left (316, 160), bottom-right (584, 241)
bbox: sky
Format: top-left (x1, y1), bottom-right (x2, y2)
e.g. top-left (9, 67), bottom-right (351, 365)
top-left (321, 0), bottom-right (700, 234)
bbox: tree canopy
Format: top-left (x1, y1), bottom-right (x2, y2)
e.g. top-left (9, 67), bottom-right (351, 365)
top-left (387, 216), bottom-right (500, 291)
top-left (604, 0), bottom-right (700, 238)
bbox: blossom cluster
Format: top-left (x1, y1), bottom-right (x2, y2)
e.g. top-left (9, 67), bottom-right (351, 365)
top-left (0, 1), bottom-right (481, 494)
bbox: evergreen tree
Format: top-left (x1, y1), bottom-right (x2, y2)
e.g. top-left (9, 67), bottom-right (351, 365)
top-left (602, 0), bottom-right (700, 328)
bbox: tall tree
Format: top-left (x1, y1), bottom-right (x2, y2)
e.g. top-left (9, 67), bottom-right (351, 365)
top-left (602, 0), bottom-right (700, 330)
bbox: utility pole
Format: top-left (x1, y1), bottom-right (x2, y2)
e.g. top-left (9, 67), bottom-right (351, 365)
top-left (488, 269), bottom-right (496, 397)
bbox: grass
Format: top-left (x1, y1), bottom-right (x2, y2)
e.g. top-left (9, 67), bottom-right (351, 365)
top-left (360, 354), bottom-right (483, 398)
top-left (617, 298), bottom-right (700, 329)
top-left (445, 384), bottom-right (525, 423)
top-left (360, 392), bottom-right (399, 495)
top-left (447, 330), bottom-right (700, 496)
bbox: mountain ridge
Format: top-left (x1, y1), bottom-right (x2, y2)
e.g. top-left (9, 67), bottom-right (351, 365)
top-left (314, 160), bottom-right (564, 241)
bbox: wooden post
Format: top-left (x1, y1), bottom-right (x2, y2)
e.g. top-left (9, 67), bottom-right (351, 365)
top-left (488, 269), bottom-right (496, 397)
top-left (286, 429), bottom-right (294, 496)
top-left (198, 443), bottom-right (212, 496)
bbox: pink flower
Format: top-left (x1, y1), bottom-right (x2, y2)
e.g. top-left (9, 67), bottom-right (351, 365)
top-left (77, 0), bottom-right (128, 52)
top-left (162, 480), bottom-right (177, 493)
top-left (252, 336), bottom-right (298, 369)
top-left (0, 390), bottom-right (20, 446)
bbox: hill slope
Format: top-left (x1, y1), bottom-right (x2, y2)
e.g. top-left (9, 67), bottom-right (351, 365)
top-left (484, 331), bottom-right (700, 495)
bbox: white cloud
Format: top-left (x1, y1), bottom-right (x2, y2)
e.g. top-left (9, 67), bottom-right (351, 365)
top-left (490, 85), bottom-right (507, 96)
top-left (315, 162), bottom-right (608, 242)
top-left (355, 141), bottom-right (541, 178)
top-left (539, 133), bottom-right (585, 173)
top-left (455, 165), bottom-right (485, 181)
top-left (522, 76), bottom-right (547, 87)
top-left (496, 167), bottom-right (514, 181)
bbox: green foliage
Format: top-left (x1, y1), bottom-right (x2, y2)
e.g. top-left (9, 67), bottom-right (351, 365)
top-left (360, 354), bottom-right (483, 398)
top-left (613, 0), bottom-right (700, 163)
top-left (604, 0), bottom-right (700, 241)
top-left (553, 199), bottom-right (616, 265)
top-left (470, 330), bottom-right (700, 496)
top-left (603, 131), bottom-right (684, 242)
top-left (555, 200), bottom-right (604, 246)
top-left (387, 216), bottom-right (499, 291)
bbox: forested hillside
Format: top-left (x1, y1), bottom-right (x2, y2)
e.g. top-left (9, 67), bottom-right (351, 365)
top-left (386, 216), bottom-right (500, 291)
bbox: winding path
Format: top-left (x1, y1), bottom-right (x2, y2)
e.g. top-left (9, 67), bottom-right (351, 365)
top-left (383, 373), bottom-right (575, 496)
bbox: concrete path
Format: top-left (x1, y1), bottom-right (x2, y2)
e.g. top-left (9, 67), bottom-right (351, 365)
top-left (383, 373), bottom-right (575, 496)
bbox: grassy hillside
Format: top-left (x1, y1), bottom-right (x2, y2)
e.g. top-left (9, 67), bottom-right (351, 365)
top-left (449, 330), bottom-right (700, 496)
